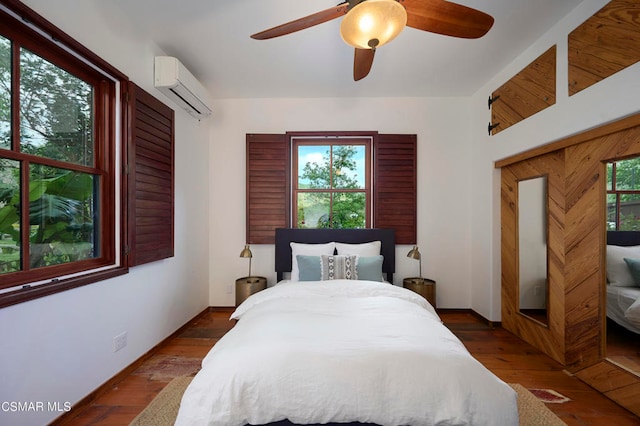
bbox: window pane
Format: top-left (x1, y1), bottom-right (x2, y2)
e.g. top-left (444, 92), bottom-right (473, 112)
top-left (332, 192), bottom-right (366, 228)
top-left (0, 36), bottom-right (10, 150)
top-left (29, 164), bottom-right (97, 269)
top-left (606, 163), bottom-right (613, 191)
top-left (20, 48), bottom-right (94, 166)
top-left (297, 192), bottom-right (330, 228)
top-left (619, 193), bottom-right (640, 231)
top-left (333, 145), bottom-right (365, 189)
top-left (0, 159), bottom-right (21, 274)
top-left (614, 158), bottom-right (640, 191)
top-left (298, 145), bottom-right (330, 189)
top-left (607, 193), bottom-right (617, 230)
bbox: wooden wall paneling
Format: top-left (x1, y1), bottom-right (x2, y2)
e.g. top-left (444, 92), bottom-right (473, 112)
top-left (564, 126), bottom-right (640, 368)
top-left (545, 152), bottom-right (567, 342)
top-left (501, 151), bottom-right (566, 364)
top-left (563, 141), bottom-right (607, 369)
top-left (490, 46), bottom-right (556, 135)
top-left (568, 0), bottom-right (640, 96)
top-left (500, 112), bottom-right (640, 415)
top-left (501, 167), bottom-right (518, 327)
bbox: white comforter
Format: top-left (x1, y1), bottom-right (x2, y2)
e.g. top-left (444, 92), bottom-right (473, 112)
top-left (175, 280), bottom-right (518, 426)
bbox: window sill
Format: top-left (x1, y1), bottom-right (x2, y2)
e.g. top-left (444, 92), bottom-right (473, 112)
top-left (0, 266), bottom-right (129, 309)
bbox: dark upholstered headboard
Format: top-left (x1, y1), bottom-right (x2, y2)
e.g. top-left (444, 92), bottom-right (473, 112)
top-left (607, 231), bottom-right (640, 246)
top-left (275, 228), bottom-right (395, 282)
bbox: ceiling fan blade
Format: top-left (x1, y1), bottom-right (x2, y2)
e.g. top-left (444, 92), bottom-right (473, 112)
top-left (251, 3), bottom-right (349, 40)
top-left (401, 0), bottom-right (494, 39)
top-left (354, 48), bottom-right (375, 81)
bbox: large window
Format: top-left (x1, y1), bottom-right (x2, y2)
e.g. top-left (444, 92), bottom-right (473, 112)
top-left (607, 157), bottom-right (640, 230)
top-left (246, 132), bottom-right (417, 244)
top-left (0, 3), bottom-right (126, 307)
top-left (293, 138), bottom-right (371, 229)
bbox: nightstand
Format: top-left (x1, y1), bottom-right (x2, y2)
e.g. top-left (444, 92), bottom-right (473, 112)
top-left (403, 277), bottom-right (436, 308)
top-left (235, 276), bottom-right (267, 306)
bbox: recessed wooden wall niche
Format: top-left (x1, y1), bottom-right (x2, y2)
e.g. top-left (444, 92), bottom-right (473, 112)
top-left (568, 0), bottom-right (640, 96)
top-left (490, 46), bottom-right (556, 135)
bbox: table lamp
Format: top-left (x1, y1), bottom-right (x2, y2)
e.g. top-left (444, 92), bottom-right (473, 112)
top-left (407, 245), bottom-right (422, 279)
top-left (239, 245), bottom-right (253, 277)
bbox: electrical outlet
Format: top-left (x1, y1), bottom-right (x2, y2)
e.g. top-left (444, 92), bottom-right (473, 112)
top-left (534, 285), bottom-right (541, 296)
top-left (226, 284), bottom-right (233, 295)
top-left (113, 331), bottom-right (127, 352)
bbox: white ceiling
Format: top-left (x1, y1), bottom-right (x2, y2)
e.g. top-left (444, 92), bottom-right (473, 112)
top-left (100, 0), bottom-right (584, 99)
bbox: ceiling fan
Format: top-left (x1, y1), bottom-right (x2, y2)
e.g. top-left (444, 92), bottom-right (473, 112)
top-left (251, 0), bottom-right (494, 81)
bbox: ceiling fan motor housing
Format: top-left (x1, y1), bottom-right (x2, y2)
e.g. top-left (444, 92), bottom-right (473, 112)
top-left (340, 0), bottom-right (408, 49)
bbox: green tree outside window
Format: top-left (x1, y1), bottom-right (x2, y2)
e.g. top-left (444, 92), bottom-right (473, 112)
top-left (0, 35), bottom-right (97, 273)
top-left (296, 144), bottom-right (368, 229)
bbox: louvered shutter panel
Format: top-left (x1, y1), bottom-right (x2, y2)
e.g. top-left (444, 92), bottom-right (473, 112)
top-left (127, 82), bottom-right (175, 266)
top-left (374, 134), bottom-right (417, 244)
top-left (246, 134), bottom-right (290, 244)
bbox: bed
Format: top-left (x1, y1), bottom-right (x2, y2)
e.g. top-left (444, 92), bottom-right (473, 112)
top-left (175, 228), bottom-right (518, 426)
top-left (606, 231), bottom-right (640, 334)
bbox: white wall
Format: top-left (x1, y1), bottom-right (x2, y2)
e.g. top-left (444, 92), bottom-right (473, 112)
top-left (0, 1), bottom-right (211, 425)
top-left (209, 97), bottom-right (474, 308)
top-left (469, 0), bottom-right (640, 320)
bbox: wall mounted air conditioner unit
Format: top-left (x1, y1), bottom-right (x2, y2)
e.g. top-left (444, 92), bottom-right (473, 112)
top-left (154, 56), bottom-right (212, 120)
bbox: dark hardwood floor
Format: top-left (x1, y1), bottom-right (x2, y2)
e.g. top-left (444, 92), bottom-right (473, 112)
top-left (607, 318), bottom-right (640, 376)
top-left (54, 309), bottom-right (640, 425)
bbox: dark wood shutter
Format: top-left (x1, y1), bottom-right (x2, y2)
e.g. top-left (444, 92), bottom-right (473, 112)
top-left (246, 134), bottom-right (290, 244)
top-left (374, 134), bottom-right (417, 244)
top-left (126, 82), bottom-right (175, 266)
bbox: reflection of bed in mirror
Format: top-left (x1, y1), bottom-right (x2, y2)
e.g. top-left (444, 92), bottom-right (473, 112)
top-left (606, 231), bottom-right (640, 334)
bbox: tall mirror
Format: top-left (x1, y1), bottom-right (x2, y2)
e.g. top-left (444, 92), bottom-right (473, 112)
top-left (518, 176), bottom-right (548, 324)
top-left (605, 157), bottom-right (640, 376)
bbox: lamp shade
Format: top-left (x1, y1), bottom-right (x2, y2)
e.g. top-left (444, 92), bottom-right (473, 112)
top-left (239, 245), bottom-right (253, 258)
top-left (406, 246), bottom-right (421, 260)
top-left (340, 0), bottom-right (407, 49)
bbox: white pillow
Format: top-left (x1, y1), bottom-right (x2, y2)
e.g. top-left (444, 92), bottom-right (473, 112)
top-left (335, 241), bottom-right (381, 256)
top-left (290, 242), bottom-right (335, 281)
top-left (607, 244), bottom-right (640, 287)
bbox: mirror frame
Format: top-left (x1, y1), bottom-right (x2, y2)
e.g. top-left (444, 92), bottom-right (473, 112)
top-left (501, 152), bottom-right (564, 364)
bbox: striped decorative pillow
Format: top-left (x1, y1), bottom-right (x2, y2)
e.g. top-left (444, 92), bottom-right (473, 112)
top-left (321, 255), bottom-right (357, 280)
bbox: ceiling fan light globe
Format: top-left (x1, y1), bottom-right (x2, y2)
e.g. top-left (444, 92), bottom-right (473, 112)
top-left (340, 0), bottom-right (407, 49)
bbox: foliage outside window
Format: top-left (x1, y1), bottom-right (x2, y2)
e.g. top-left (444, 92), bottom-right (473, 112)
top-left (607, 157), bottom-right (640, 231)
top-left (294, 139), bottom-right (370, 229)
top-left (0, 7), bottom-right (121, 305)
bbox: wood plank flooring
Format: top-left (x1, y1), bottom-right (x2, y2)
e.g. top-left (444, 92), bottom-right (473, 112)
top-left (607, 318), bottom-right (640, 376)
top-left (53, 309), bottom-right (640, 425)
